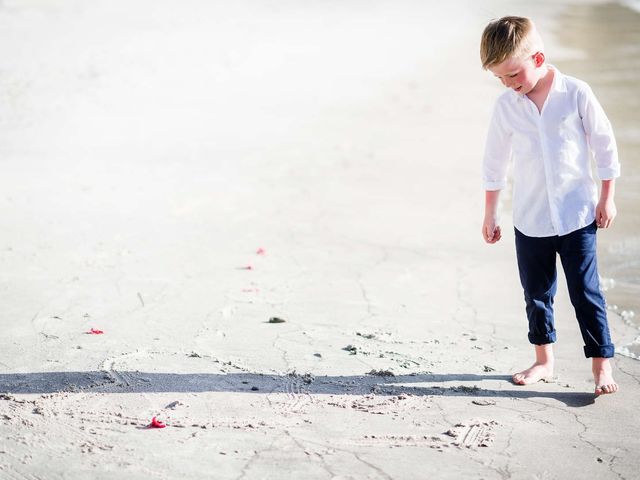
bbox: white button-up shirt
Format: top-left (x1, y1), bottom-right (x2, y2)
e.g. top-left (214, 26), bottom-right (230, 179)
top-left (482, 66), bottom-right (620, 237)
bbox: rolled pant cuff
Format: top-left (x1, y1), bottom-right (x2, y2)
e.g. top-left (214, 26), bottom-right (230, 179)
top-left (583, 344), bottom-right (615, 358)
top-left (528, 332), bottom-right (556, 345)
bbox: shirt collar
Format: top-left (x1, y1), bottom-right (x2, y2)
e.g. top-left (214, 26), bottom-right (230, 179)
top-left (548, 65), bottom-right (566, 94)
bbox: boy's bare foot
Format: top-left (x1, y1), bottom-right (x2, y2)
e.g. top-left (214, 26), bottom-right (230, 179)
top-left (593, 357), bottom-right (618, 396)
top-left (512, 362), bottom-right (554, 385)
top-left (512, 343), bottom-right (554, 385)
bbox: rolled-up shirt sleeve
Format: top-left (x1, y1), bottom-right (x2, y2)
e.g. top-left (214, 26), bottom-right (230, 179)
top-left (482, 100), bottom-right (512, 190)
top-left (578, 85), bottom-right (620, 180)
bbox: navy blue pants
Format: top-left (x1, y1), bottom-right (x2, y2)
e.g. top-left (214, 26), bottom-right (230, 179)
top-left (514, 221), bottom-right (614, 358)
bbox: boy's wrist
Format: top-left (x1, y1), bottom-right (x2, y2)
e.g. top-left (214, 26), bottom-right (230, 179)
top-left (599, 179), bottom-right (615, 201)
top-left (598, 193), bottom-right (615, 204)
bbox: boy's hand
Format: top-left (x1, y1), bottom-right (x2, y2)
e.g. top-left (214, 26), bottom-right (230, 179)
top-left (482, 216), bottom-right (502, 243)
top-left (596, 198), bottom-right (616, 229)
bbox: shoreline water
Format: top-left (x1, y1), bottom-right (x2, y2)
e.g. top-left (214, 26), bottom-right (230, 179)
top-left (620, 0), bottom-right (640, 13)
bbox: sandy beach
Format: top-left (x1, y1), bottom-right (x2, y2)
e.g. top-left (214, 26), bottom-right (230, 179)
top-left (1, 1), bottom-right (639, 478)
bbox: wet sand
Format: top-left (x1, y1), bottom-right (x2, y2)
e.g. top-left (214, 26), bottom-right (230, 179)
top-left (1, 1), bottom-right (640, 479)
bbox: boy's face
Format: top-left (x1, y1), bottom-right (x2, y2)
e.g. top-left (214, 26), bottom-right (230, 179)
top-left (489, 53), bottom-right (544, 95)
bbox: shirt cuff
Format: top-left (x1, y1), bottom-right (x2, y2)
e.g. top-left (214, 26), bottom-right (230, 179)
top-left (597, 166), bottom-right (620, 180)
top-left (483, 180), bottom-right (506, 190)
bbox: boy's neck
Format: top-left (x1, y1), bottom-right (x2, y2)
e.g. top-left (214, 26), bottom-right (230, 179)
top-left (525, 64), bottom-right (554, 114)
top-left (527, 64), bottom-right (553, 98)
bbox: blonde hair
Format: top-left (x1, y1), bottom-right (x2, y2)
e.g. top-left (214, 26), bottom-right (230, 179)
top-left (480, 16), bottom-right (544, 70)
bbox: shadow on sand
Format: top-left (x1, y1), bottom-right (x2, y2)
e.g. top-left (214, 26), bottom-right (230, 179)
top-left (0, 371), bottom-right (596, 407)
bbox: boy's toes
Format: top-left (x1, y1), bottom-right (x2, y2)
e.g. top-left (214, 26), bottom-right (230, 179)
top-left (595, 383), bottom-right (619, 396)
top-left (512, 373), bottom-right (524, 385)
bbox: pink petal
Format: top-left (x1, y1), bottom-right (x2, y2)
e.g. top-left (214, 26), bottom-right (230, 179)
top-left (149, 416), bottom-right (166, 428)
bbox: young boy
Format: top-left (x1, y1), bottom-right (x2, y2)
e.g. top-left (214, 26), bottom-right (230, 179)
top-left (480, 16), bottom-right (620, 395)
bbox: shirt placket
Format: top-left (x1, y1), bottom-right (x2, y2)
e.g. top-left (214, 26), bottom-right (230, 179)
top-left (527, 98), bottom-right (560, 235)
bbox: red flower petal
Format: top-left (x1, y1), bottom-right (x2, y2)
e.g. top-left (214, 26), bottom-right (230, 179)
top-left (86, 328), bottom-right (104, 334)
top-left (149, 416), bottom-right (166, 428)
top-left (256, 247), bottom-right (266, 255)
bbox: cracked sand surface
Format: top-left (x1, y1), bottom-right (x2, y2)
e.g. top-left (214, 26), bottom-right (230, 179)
top-left (1, 0), bottom-right (640, 479)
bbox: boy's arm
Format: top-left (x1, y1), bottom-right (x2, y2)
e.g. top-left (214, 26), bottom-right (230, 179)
top-left (596, 179), bottom-right (616, 229)
top-left (483, 190), bottom-right (502, 243)
top-left (482, 99), bottom-right (511, 244)
top-left (578, 85), bottom-right (620, 229)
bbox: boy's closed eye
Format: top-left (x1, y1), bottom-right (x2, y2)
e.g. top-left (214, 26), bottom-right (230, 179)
top-left (493, 72), bottom-right (519, 79)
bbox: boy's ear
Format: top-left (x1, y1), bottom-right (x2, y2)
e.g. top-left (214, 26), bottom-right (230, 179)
top-left (532, 51), bottom-right (545, 67)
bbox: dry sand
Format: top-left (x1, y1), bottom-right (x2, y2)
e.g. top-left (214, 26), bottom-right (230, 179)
top-left (1, 1), bottom-right (639, 479)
